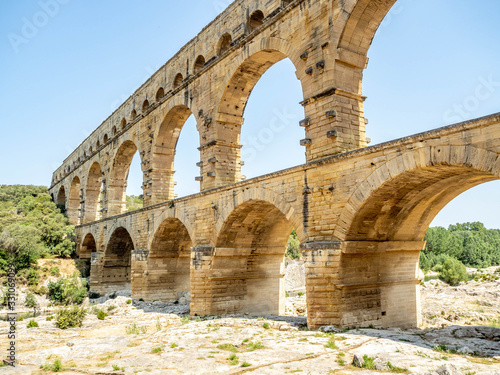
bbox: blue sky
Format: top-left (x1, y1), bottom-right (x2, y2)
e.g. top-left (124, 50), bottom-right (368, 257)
top-left (1, 0), bottom-right (499, 228)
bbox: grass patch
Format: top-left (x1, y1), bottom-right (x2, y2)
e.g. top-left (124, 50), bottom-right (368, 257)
top-left (228, 353), bottom-right (239, 366)
top-left (388, 362), bottom-right (409, 373)
top-left (245, 342), bottom-right (265, 351)
top-left (468, 357), bottom-right (500, 365)
top-left (324, 335), bottom-right (338, 350)
top-left (27, 319), bottom-right (39, 328)
top-left (170, 343), bottom-right (178, 349)
top-left (125, 323), bottom-right (147, 335)
top-left (151, 347), bottom-right (163, 354)
top-left (217, 343), bottom-right (237, 353)
top-left (262, 322), bottom-right (270, 329)
top-left (40, 359), bottom-right (63, 372)
top-left (241, 361), bottom-right (252, 367)
top-left (433, 344), bottom-right (457, 354)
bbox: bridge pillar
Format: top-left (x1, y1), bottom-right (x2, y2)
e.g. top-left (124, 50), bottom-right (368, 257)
top-left (302, 241), bottom-right (425, 329)
top-left (89, 251), bottom-right (104, 293)
top-left (131, 250), bottom-right (149, 300)
top-left (190, 246), bottom-right (285, 317)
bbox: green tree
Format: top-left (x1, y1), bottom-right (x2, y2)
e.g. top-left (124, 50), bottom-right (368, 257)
top-left (439, 258), bottom-right (469, 286)
top-left (285, 229), bottom-right (301, 259)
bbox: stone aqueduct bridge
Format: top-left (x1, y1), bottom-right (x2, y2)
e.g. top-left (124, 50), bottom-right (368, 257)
top-left (49, 0), bottom-right (500, 329)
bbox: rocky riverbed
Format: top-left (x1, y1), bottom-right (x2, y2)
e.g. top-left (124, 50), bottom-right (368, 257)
top-left (0, 267), bottom-right (499, 374)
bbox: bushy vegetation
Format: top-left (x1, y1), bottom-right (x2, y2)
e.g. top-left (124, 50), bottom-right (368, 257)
top-left (48, 273), bottom-right (88, 305)
top-left (27, 319), bottom-right (39, 328)
top-left (0, 185), bottom-right (75, 274)
top-left (421, 222), bottom-right (500, 271)
top-left (126, 195), bottom-right (143, 212)
top-left (285, 229), bottom-right (301, 259)
top-left (24, 292), bottom-right (37, 308)
top-left (439, 258), bottom-right (469, 286)
top-left (55, 306), bottom-right (87, 329)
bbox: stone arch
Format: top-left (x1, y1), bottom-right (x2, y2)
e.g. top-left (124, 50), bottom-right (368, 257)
top-left (142, 217), bottom-right (193, 301)
top-left (173, 73), bottom-right (183, 89)
top-left (56, 186), bottom-right (66, 213)
top-left (130, 109), bottom-right (137, 120)
top-left (247, 9), bottom-right (265, 33)
top-left (207, 198), bottom-right (300, 316)
top-left (103, 134), bottom-right (109, 143)
top-left (338, 0), bottom-right (397, 57)
top-left (121, 118), bottom-right (127, 129)
top-left (151, 103), bottom-right (199, 203)
top-left (336, 145), bottom-right (500, 242)
top-left (108, 140), bottom-right (141, 216)
top-left (101, 227), bottom-right (135, 293)
top-left (142, 99), bottom-right (150, 112)
top-left (214, 186), bottom-right (305, 243)
top-left (193, 55), bottom-right (206, 74)
top-left (80, 232), bottom-right (97, 259)
top-left (149, 209), bottom-right (195, 249)
top-left (155, 87), bottom-right (165, 102)
top-left (217, 32), bottom-right (232, 55)
top-left (67, 176), bottom-right (81, 225)
top-left (84, 162), bottom-right (103, 223)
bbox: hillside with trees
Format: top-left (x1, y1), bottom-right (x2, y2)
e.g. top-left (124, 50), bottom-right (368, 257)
top-left (0, 185), bottom-right (75, 275)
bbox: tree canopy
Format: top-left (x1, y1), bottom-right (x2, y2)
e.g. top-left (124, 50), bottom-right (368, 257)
top-left (0, 185), bottom-right (75, 272)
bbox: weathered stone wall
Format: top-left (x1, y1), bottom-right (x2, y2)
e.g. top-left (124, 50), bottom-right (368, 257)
top-left (75, 114), bottom-right (500, 328)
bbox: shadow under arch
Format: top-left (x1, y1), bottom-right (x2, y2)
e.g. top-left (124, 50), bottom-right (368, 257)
top-left (331, 145), bottom-right (500, 328)
top-left (56, 186), bottom-right (66, 213)
top-left (84, 162), bottom-right (103, 223)
top-left (138, 217), bottom-right (193, 302)
top-left (151, 104), bottom-right (200, 203)
top-left (100, 227), bottom-right (135, 294)
top-left (108, 140), bottom-right (141, 216)
top-left (68, 176), bottom-right (81, 225)
top-left (206, 199), bottom-right (299, 316)
top-left (80, 232), bottom-right (97, 259)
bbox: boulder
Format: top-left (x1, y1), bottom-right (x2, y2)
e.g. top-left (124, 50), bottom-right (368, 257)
top-left (352, 354), bottom-right (364, 368)
top-left (436, 363), bottom-right (464, 375)
top-left (373, 358), bottom-right (389, 371)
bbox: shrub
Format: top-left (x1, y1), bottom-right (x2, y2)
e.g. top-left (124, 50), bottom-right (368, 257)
top-left (151, 347), bottom-right (163, 354)
top-left (27, 268), bottom-right (39, 286)
top-left (262, 322), bottom-right (270, 329)
top-left (55, 306), bottom-right (87, 329)
top-left (40, 359), bottom-right (63, 372)
top-left (25, 292), bottom-right (37, 308)
top-left (48, 274), bottom-right (87, 305)
top-left (50, 267), bottom-right (60, 276)
top-left (46, 316), bottom-right (53, 321)
top-left (27, 319), bottom-right (39, 328)
top-left (96, 310), bottom-right (108, 320)
top-left (439, 258), bottom-right (469, 286)
top-left (241, 361), bottom-right (252, 367)
top-left (88, 291), bottom-right (100, 299)
top-left (126, 299), bottom-right (132, 304)
top-left (228, 353), bottom-right (239, 366)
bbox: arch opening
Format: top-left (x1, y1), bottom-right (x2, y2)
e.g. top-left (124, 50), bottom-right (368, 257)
top-left (108, 140), bottom-right (142, 216)
top-left (121, 118), bottom-right (127, 129)
top-left (213, 199), bottom-right (295, 316)
top-left (102, 227), bottom-right (134, 293)
top-left (156, 87), bottom-right (165, 102)
top-left (80, 233), bottom-right (97, 259)
top-left (84, 162), bottom-right (104, 223)
top-left (67, 177), bottom-right (81, 225)
top-left (338, 161), bottom-right (500, 328)
top-left (173, 73), bottom-right (184, 89)
top-left (142, 218), bottom-right (192, 302)
top-left (217, 33), bottom-right (232, 55)
top-left (56, 186), bottom-right (66, 214)
top-left (152, 105), bottom-right (199, 202)
top-left (131, 109), bottom-right (137, 121)
top-left (193, 55), bottom-right (206, 74)
top-left (248, 10), bottom-right (264, 33)
top-left (142, 99), bottom-right (150, 112)
top-left (218, 48), bottom-right (305, 180)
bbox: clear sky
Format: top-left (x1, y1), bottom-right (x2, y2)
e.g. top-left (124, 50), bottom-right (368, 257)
top-left (1, 0), bottom-right (499, 229)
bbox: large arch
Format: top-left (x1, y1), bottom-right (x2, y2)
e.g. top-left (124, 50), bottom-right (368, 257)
top-left (80, 232), bottom-right (97, 259)
top-left (108, 140), bottom-right (140, 216)
top-left (56, 186), bottom-right (66, 214)
top-left (210, 36), bottom-right (305, 187)
top-left (207, 199), bottom-right (295, 316)
top-left (151, 104), bottom-right (198, 203)
top-left (84, 162), bottom-right (103, 223)
top-left (142, 218), bottom-right (193, 302)
top-left (332, 145), bottom-right (500, 328)
top-left (101, 227), bottom-right (134, 293)
top-left (67, 176), bottom-right (81, 225)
